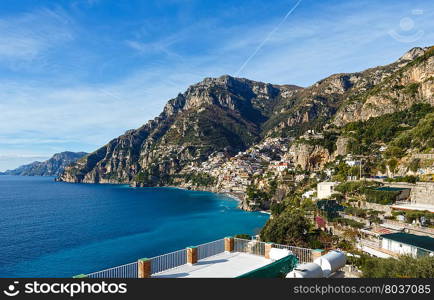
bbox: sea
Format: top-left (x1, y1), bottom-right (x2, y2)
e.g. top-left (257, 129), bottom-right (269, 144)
top-left (0, 175), bottom-right (268, 277)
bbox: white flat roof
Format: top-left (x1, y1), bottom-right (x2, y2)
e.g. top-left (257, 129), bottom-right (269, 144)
top-left (391, 203), bottom-right (434, 213)
top-left (357, 245), bottom-right (392, 259)
top-left (318, 181), bottom-right (338, 186)
top-left (152, 252), bottom-right (271, 278)
top-left (380, 223), bottom-right (405, 231)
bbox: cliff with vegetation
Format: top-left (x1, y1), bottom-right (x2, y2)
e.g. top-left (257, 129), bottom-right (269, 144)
top-left (58, 46), bottom-right (434, 193)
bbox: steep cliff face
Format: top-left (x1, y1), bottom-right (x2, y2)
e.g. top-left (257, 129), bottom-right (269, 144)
top-left (332, 136), bottom-right (350, 159)
top-left (58, 76), bottom-right (301, 185)
top-left (333, 46), bottom-right (434, 126)
top-left (289, 142), bottom-right (330, 171)
top-left (4, 152), bottom-right (87, 176)
top-left (261, 54), bottom-right (406, 138)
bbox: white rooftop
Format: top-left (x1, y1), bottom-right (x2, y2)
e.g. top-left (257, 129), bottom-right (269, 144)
top-left (317, 181), bottom-right (338, 186)
top-left (357, 245), bottom-right (392, 259)
top-left (152, 252), bottom-right (271, 278)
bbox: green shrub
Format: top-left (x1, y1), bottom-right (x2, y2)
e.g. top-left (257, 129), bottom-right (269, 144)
top-left (342, 104), bottom-right (434, 155)
top-left (188, 173), bottom-right (216, 186)
top-left (364, 189), bottom-right (400, 205)
top-left (385, 175), bottom-right (419, 184)
top-left (384, 146), bottom-right (405, 159)
top-left (408, 158), bottom-right (421, 172)
top-left (270, 202), bottom-right (285, 216)
top-left (235, 234), bottom-right (251, 240)
top-left (335, 181), bottom-right (378, 195)
top-left (260, 208), bottom-right (312, 246)
top-left (404, 82), bottom-right (420, 96)
top-left (334, 217), bottom-right (365, 229)
top-left (246, 184), bottom-right (270, 206)
top-left (344, 206), bottom-right (367, 218)
top-left (359, 255), bottom-right (434, 278)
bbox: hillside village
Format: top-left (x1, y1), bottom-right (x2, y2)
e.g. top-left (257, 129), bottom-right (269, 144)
top-left (174, 128), bottom-right (434, 262)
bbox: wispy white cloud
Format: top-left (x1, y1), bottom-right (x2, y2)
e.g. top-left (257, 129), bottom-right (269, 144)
top-left (0, 8), bottom-right (75, 68)
top-left (124, 39), bottom-right (181, 58)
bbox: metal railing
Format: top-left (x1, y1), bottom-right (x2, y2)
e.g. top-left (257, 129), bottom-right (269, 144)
top-left (234, 238), bottom-right (266, 256)
top-left (233, 238), bottom-right (313, 263)
top-left (83, 237), bottom-right (314, 278)
top-left (197, 239), bottom-right (225, 260)
top-left (150, 249), bottom-right (187, 275)
top-left (272, 243), bottom-right (313, 263)
top-left (87, 262), bottom-right (138, 278)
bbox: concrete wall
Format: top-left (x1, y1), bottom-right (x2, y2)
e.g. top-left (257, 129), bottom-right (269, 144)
top-left (361, 202), bottom-right (393, 215)
top-left (412, 154), bottom-right (434, 160)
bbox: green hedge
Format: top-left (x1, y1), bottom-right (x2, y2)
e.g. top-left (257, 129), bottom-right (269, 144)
top-left (364, 189), bottom-right (400, 205)
top-left (334, 217), bottom-right (365, 229)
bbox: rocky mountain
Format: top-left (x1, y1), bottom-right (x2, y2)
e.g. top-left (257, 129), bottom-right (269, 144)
top-left (58, 46), bottom-right (434, 186)
top-left (58, 76), bottom-right (301, 185)
top-left (333, 46), bottom-right (434, 126)
top-left (3, 152), bottom-right (87, 176)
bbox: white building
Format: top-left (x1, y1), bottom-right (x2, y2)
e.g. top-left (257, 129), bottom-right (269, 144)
top-left (324, 169), bottom-right (334, 177)
top-left (345, 160), bottom-right (361, 167)
top-left (317, 182), bottom-right (338, 199)
top-left (302, 190), bottom-right (316, 199)
top-left (380, 233), bottom-right (434, 258)
top-left (276, 162), bottom-right (289, 172)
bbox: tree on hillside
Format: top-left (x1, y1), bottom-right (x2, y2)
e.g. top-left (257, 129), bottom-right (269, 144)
top-left (260, 208), bottom-right (312, 247)
top-left (387, 158), bottom-right (398, 177)
top-left (408, 158), bottom-right (421, 173)
top-left (357, 255), bottom-right (434, 278)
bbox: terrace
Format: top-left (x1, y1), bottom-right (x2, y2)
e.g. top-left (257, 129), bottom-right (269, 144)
top-left (153, 252), bottom-right (270, 278)
top-left (78, 238), bottom-right (314, 279)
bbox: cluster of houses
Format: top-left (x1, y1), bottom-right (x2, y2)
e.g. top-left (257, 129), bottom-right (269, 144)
top-left (184, 137), bottom-right (295, 194)
top-left (312, 180), bottom-right (434, 259)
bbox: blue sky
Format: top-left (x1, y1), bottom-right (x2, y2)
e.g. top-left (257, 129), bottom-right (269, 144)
top-left (0, 0), bottom-right (433, 171)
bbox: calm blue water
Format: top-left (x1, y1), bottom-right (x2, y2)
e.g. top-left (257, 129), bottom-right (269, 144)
top-left (0, 176), bottom-right (268, 277)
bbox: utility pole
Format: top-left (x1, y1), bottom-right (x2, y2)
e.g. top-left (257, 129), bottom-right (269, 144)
top-left (358, 157), bottom-right (364, 180)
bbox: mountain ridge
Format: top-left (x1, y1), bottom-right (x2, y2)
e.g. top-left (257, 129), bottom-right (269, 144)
top-left (57, 46), bottom-right (434, 189)
top-left (3, 151), bottom-right (88, 176)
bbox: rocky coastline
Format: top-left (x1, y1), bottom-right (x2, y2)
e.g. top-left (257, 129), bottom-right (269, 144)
top-left (131, 181), bottom-right (254, 211)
